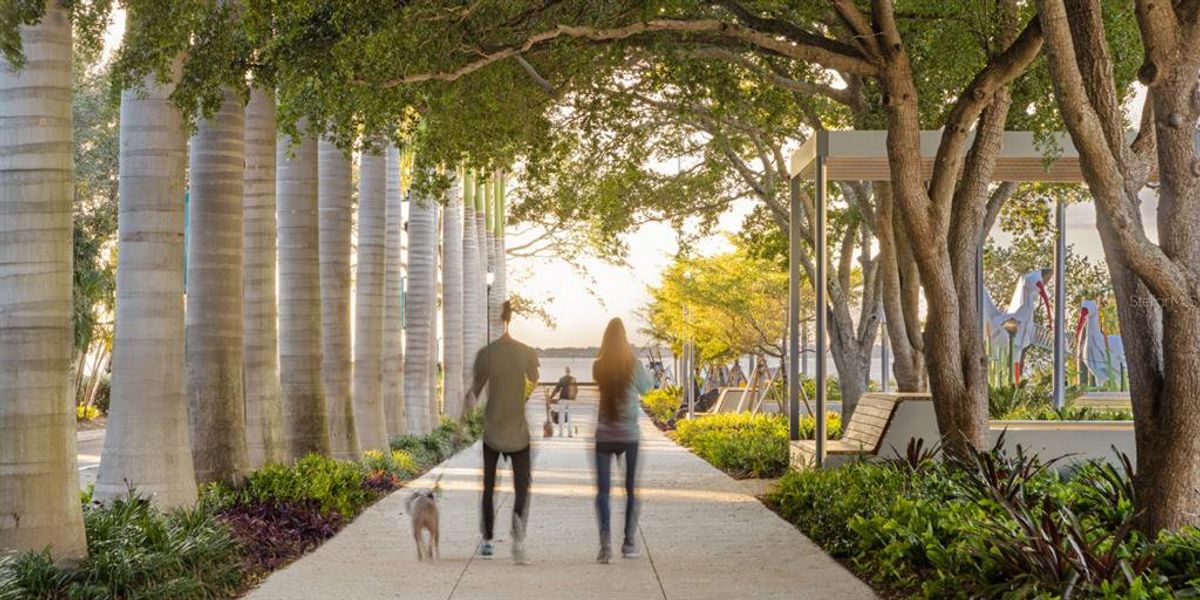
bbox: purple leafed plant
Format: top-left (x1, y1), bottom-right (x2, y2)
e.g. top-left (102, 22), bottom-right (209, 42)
top-left (217, 500), bottom-right (346, 573)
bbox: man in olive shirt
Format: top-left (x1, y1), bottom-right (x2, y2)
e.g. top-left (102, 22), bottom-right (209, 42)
top-left (468, 301), bottom-right (539, 563)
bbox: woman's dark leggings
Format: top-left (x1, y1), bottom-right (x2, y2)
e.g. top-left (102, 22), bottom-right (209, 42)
top-left (481, 443), bottom-right (531, 541)
top-left (595, 441), bottom-right (639, 547)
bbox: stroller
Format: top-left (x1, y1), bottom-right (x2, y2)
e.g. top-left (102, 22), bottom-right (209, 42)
top-left (543, 380), bottom-right (578, 437)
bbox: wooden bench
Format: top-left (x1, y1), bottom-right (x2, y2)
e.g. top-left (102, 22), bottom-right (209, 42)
top-left (790, 393), bottom-right (934, 468)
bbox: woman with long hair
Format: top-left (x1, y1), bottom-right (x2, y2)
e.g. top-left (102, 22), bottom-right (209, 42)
top-left (592, 317), bottom-right (653, 563)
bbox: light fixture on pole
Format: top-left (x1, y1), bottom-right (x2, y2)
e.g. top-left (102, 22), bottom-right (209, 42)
top-left (1002, 317), bottom-right (1020, 386)
top-left (486, 270), bottom-right (495, 342)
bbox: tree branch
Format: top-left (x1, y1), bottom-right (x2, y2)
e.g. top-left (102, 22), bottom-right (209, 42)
top-left (513, 54), bottom-right (560, 97)
top-left (927, 16), bottom-right (1043, 212)
top-left (366, 18), bottom-right (877, 87)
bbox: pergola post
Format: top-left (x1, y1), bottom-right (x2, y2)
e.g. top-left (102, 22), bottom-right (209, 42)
top-left (813, 150), bottom-right (828, 467)
top-left (788, 174), bottom-right (802, 441)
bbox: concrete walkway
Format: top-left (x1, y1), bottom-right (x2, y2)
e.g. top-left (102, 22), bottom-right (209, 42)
top-left (245, 390), bottom-right (877, 600)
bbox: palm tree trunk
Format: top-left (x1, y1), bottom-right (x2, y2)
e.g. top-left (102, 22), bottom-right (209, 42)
top-left (485, 178), bottom-right (501, 341)
top-left (475, 178), bottom-right (488, 337)
top-left (404, 188), bottom-right (436, 434)
top-left (97, 64), bottom-right (198, 507)
top-left (383, 145), bottom-right (406, 436)
top-left (186, 89), bottom-right (248, 485)
top-left (0, 2), bottom-right (87, 560)
top-left (242, 87), bottom-right (286, 468)
top-left (429, 202), bottom-right (442, 430)
top-left (461, 171), bottom-right (483, 396)
top-left (353, 149), bottom-right (389, 451)
top-left (317, 140), bottom-right (359, 460)
top-left (277, 125), bottom-right (331, 459)
top-left (442, 177), bottom-right (465, 419)
top-left (495, 172), bottom-right (508, 312)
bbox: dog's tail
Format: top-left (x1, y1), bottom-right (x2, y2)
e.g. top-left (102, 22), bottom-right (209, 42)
top-left (432, 472), bottom-right (444, 497)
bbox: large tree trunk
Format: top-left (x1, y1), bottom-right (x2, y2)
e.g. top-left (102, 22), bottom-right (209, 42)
top-left (242, 87), bottom-right (286, 468)
top-left (317, 140), bottom-right (359, 460)
top-left (97, 65), bottom-right (198, 507)
top-left (404, 189), bottom-right (437, 434)
top-left (0, 2), bottom-right (87, 560)
top-left (442, 176), bottom-right (465, 418)
top-left (1038, 0), bottom-right (1200, 531)
top-left (353, 149), bottom-right (389, 451)
top-left (870, 3), bottom-right (1037, 457)
top-left (186, 89), bottom-right (248, 485)
top-left (382, 145), bottom-right (405, 436)
top-left (277, 126), bottom-right (331, 459)
top-left (874, 182), bottom-right (926, 391)
top-left (461, 171), bottom-right (484, 394)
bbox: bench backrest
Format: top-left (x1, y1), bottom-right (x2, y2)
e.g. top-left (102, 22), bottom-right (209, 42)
top-left (714, 387), bottom-right (747, 413)
top-left (841, 393), bottom-right (932, 454)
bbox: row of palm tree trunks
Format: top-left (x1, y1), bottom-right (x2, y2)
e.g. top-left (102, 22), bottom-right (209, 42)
top-left (0, 9), bottom-right (509, 562)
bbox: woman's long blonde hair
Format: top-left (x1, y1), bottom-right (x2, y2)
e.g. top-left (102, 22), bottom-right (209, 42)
top-left (594, 318), bottom-right (635, 423)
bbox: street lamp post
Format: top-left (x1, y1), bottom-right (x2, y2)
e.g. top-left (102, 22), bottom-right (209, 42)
top-left (486, 271), bottom-right (494, 342)
top-left (1002, 317), bottom-right (1020, 386)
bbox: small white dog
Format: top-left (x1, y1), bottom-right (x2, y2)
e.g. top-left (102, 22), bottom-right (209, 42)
top-left (406, 474), bottom-right (443, 561)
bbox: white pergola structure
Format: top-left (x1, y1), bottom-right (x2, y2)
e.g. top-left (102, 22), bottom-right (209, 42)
top-left (787, 130), bottom-right (1095, 467)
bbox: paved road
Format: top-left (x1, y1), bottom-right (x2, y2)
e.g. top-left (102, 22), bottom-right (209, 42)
top-left (76, 429), bottom-right (104, 489)
top-left (245, 390), bottom-right (877, 600)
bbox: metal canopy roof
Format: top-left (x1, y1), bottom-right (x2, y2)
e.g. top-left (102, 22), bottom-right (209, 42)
top-left (790, 130), bottom-right (1093, 183)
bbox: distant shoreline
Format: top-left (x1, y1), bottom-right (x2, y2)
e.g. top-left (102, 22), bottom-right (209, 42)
top-left (536, 347), bottom-right (599, 359)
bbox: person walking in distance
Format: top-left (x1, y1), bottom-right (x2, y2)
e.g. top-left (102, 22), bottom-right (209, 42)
top-left (592, 318), bottom-right (653, 563)
top-left (468, 301), bottom-right (539, 563)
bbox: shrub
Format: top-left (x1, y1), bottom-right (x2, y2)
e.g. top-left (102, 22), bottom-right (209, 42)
top-left (204, 454), bottom-right (373, 517)
top-left (673, 413), bottom-right (840, 478)
top-left (769, 442), bottom-right (1197, 599)
top-left (0, 496), bottom-right (243, 600)
top-left (362, 449), bottom-right (420, 481)
top-left (989, 381), bottom-right (1130, 421)
top-left (76, 403), bottom-right (101, 421)
top-left (463, 406), bottom-right (485, 440)
top-left (642, 387), bottom-right (681, 423)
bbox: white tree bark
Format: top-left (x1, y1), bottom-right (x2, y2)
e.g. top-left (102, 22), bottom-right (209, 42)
top-left (383, 146), bottom-right (406, 436)
top-left (97, 64), bottom-right (198, 507)
top-left (353, 149), bottom-right (389, 451)
top-left (277, 126), bottom-right (331, 459)
top-left (461, 172), bottom-right (483, 395)
top-left (429, 202), bottom-right (441, 430)
top-left (442, 179), bottom-right (465, 419)
top-left (317, 140), bottom-right (359, 460)
top-left (186, 89), bottom-right (248, 485)
top-left (242, 87), bottom-right (286, 468)
top-left (485, 179), bottom-right (501, 341)
top-left (0, 2), bottom-right (86, 560)
top-left (404, 188), bottom-right (437, 434)
top-left (495, 173), bottom-right (508, 317)
top-left (475, 178), bottom-right (489, 338)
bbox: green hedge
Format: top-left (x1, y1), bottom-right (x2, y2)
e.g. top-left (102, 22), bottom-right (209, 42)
top-left (769, 443), bottom-right (1200, 598)
top-left (672, 413), bottom-right (842, 478)
top-left (641, 386), bottom-right (681, 423)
